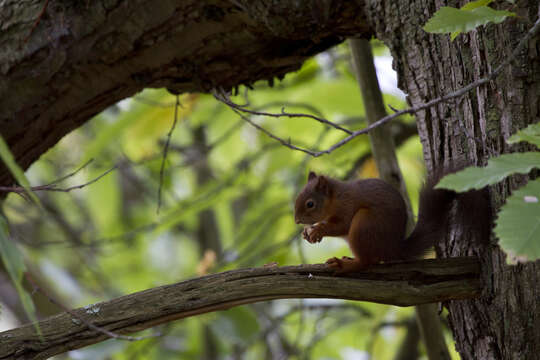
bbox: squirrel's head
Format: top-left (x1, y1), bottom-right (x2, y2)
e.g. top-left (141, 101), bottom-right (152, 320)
top-left (294, 171), bottom-right (333, 225)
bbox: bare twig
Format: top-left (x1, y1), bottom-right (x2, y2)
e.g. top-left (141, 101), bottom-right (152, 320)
top-left (254, 101), bottom-right (325, 116)
top-left (0, 165), bottom-right (116, 194)
top-left (208, 100), bottom-right (328, 153)
top-left (230, 108), bottom-right (318, 155)
top-left (43, 159), bottom-right (95, 186)
top-left (157, 95), bottom-right (181, 214)
top-left (213, 89), bottom-right (353, 134)
top-left (45, 166), bottom-right (117, 192)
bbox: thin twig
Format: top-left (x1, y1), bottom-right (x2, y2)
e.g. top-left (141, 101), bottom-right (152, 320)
top-left (157, 95), bottom-right (181, 214)
top-left (43, 159), bottom-right (94, 186)
top-left (0, 165), bottom-right (116, 193)
top-left (252, 101), bottom-right (326, 118)
top-left (230, 108), bottom-right (318, 155)
top-left (213, 89), bottom-right (353, 134)
top-left (209, 98), bottom-right (329, 150)
top-left (40, 166), bottom-right (116, 192)
top-left (25, 273), bottom-right (160, 342)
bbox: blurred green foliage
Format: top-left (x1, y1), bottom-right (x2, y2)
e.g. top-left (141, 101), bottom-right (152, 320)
top-left (0, 43), bottom-right (451, 359)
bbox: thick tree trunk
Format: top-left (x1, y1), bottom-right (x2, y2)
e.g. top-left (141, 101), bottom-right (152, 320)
top-left (0, 0), bottom-right (370, 186)
top-left (366, 1), bottom-right (540, 359)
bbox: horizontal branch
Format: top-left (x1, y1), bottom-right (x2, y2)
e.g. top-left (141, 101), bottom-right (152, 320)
top-left (0, 257), bottom-right (481, 360)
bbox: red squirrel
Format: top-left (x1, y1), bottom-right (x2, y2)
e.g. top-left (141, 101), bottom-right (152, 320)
top-left (294, 171), bottom-right (490, 273)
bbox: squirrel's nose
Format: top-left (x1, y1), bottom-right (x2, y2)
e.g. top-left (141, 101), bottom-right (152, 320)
top-left (295, 218), bottom-right (300, 224)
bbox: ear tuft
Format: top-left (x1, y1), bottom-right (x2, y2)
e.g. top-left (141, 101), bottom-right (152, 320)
top-left (316, 176), bottom-right (332, 195)
top-left (308, 171), bottom-right (317, 181)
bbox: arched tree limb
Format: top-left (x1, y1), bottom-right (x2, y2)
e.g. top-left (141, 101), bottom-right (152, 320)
top-left (0, 257), bottom-right (480, 360)
top-left (0, 0), bottom-right (370, 187)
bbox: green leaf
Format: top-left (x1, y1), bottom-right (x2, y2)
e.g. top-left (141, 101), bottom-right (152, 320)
top-left (436, 152), bottom-right (540, 192)
top-left (453, 0), bottom-right (495, 39)
top-left (507, 123), bottom-right (540, 148)
top-left (0, 214), bottom-right (41, 335)
top-left (424, 6), bottom-right (515, 40)
top-left (461, 0), bottom-right (493, 11)
top-left (495, 179), bottom-right (540, 262)
top-left (0, 135), bottom-right (41, 206)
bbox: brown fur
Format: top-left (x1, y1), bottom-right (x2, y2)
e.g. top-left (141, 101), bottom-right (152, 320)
top-left (294, 171), bottom-right (491, 273)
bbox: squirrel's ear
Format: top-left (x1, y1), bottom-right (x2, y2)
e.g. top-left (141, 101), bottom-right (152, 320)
top-left (308, 171), bottom-right (317, 181)
top-left (316, 176), bottom-right (332, 195)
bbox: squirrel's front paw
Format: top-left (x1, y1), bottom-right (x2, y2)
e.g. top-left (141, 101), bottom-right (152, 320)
top-left (304, 224), bottom-right (323, 243)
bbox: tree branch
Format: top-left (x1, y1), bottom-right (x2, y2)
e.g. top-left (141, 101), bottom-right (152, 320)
top-left (0, 0), bottom-right (370, 187)
top-left (0, 257), bottom-right (480, 360)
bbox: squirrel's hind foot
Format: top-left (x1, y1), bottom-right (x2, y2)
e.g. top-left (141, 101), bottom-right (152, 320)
top-left (326, 256), bottom-right (366, 274)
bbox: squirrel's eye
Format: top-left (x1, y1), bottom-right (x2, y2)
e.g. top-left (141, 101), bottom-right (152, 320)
top-left (306, 200), bottom-right (315, 209)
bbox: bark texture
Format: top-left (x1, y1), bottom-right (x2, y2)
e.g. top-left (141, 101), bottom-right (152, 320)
top-left (0, 0), bottom-right (370, 186)
top-left (0, 259), bottom-right (480, 360)
top-left (365, 0), bottom-right (540, 358)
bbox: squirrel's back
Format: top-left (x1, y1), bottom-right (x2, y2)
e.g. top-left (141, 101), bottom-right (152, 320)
top-left (343, 178), bottom-right (409, 262)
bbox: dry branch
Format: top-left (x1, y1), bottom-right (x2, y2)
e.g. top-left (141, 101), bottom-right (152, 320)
top-left (0, 257), bottom-right (481, 360)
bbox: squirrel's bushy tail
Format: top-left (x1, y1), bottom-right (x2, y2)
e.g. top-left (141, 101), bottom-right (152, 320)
top-left (401, 170), bottom-right (492, 260)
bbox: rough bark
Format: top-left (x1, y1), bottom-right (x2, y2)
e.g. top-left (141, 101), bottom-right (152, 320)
top-left (365, 0), bottom-right (540, 359)
top-left (0, 258), bottom-right (480, 360)
top-left (0, 0), bottom-right (370, 187)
